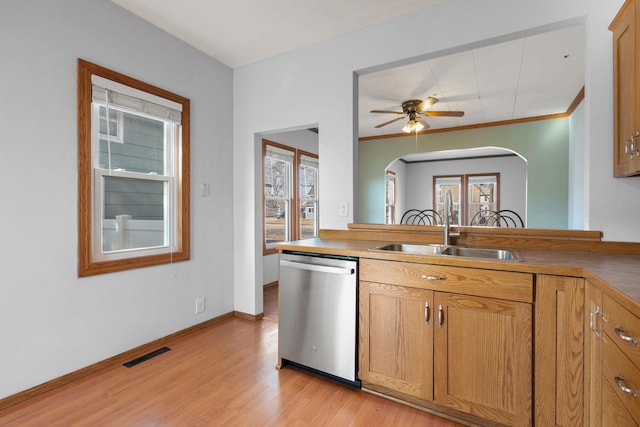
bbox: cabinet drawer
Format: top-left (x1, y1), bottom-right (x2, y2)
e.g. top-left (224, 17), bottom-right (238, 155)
top-left (602, 333), bottom-right (640, 422)
top-left (603, 294), bottom-right (640, 366)
top-left (360, 259), bottom-right (533, 303)
top-left (602, 377), bottom-right (637, 426)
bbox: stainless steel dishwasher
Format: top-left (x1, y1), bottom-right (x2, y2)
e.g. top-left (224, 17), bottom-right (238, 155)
top-left (278, 251), bottom-right (359, 386)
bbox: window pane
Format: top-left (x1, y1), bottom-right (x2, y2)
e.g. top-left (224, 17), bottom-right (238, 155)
top-left (299, 164), bottom-right (317, 200)
top-left (265, 199), bottom-right (289, 245)
top-left (435, 177), bottom-right (462, 226)
top-left (99, 107), bottom-right (121, 141)
top-left (385, 172), bottom-right (396, 224)
top-left (299, 200), bottom-right (317, 239)
top-left (264, 156), bottom-right (290, 198)
top-left (468, 175), bottom-right (498, 221)
top-left (102, 176), bottom-right (166, 253)
top-left (99, 110), bottom-right (165, 174)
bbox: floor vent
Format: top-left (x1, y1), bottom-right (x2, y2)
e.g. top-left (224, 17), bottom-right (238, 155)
top-left (123, 347), bottom-right (171, 368)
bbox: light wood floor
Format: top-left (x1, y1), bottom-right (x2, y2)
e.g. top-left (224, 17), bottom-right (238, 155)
top-left (0, 285), bottom-right (462, 426)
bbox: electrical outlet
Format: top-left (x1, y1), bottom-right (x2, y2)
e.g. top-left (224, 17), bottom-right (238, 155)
top-left (195, 297), bottom-right (205, 314)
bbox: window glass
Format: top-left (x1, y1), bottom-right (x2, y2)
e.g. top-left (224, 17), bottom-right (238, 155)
top-left (93, 103), bottom-right (176, 258)
top-left (385, 171), bottom-right (396, 224)
top-left (98, 109), bottom-right (165, 174)
top-left (468, 175), bottom-right (498, 223)
top-left (434, 176), bottom-right (462, 226)
top-left (264, 147), bottom-right (293, 247)
top-left (99, 107), bottom-right (123, 143)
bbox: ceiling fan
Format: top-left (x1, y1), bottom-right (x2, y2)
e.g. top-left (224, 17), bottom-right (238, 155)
top-left (371, 97), bottom-right (464, 133)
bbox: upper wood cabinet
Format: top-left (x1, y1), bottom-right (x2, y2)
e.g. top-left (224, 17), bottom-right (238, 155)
top-left (610, 0), bottom-right (640, 177)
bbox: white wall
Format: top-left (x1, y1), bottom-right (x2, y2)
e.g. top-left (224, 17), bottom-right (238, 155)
top-left (569, 101), bottom-right (586, 229)
top-left (261, 129), bottom-right (319, 286)
top-left (235, 0), bottom-right (635, 316)
top-left (0, 0), bottom-right (234, 399)
top-left (402, 156), bottom-right (527, 223)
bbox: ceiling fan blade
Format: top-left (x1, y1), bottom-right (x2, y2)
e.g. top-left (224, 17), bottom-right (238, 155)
top-left (370, 109), bottom-right (405, 114)
top-left (417, 117), bottom-right (430, 130)
top-left (423, 110), bottom-right (465, 117)
top-left (417, 97), bottom-right (439, 112)
top-left (375, 116), bottom-right (406, 128)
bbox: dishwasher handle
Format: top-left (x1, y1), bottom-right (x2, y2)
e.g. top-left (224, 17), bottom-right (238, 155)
top-left (280, 259), bottom-right (355, 275)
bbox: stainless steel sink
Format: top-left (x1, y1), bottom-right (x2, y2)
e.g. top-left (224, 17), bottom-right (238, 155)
top-left (371, 243), bottom-right (447, 255)
top-left (442, 246), bottom-right (521, 261)
top-left (370, 243), bottom-right (521, 261)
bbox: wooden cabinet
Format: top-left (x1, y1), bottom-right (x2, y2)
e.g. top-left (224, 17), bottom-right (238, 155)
top-left (584, 281), bottom-right (603, 427)
top-left (585, 282), bottom-right (640, 426)
top-left (359, 281), bottom-right (433, 401)
top-left (601, 293), bottom-right (640, 423)
top-left (359, 258), bottom-right (533, 426)
top-left (433, 292), bottom-right (532, 426)
top-left (610, 0), bottom-right (640, 177)
top-left (534, 275), bottom-right (585, 427)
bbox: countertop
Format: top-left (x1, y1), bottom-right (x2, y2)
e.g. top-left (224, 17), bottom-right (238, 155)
top-left (278, 237), bottom-right (640, 317)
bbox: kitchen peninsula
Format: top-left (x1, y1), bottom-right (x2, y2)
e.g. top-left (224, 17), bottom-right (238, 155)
top-left (277, 224), bottom-right (640, 427)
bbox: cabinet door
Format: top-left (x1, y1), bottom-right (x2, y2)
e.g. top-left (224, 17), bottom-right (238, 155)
top-left (359, 281), bottom-right (434, 401)
top-left (585, 281), bottom-right (603, 427)
top-left (535, 275), bottom-right (585, 427)
top-left (433, 292), bottom-right (532, 426)
top-left (612, 0), bottom-right (640, 176)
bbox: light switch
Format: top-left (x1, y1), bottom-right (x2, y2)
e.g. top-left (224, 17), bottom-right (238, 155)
top-left (200, 183), bottom-right (209, 197)
top-left (339, 202), bottom-right (349, 217)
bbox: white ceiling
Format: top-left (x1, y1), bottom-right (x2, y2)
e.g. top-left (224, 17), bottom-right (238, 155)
top-left (111, 0), bottom-right (446, 68)
top-left (359, 24), bottom-right (585, 137)
top-left (111, 0), bottom-right (585, 138)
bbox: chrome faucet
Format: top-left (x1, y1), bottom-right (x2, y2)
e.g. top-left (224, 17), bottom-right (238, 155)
top-left (443, 189), bottom-right (459, 245)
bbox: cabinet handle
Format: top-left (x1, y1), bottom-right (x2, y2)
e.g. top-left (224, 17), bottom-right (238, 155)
top-left (614, 375), bottom-right (638, 398)
top-left (421, 274), bottom-right (446, 281)
top-left (636, 131), bottom-right (640, 156)
top-left (626, 137), bottom-right (635, 159)
top-left (424, 302), bottom-right (430, 325)
top-left (438, 304), bottom-right (444, 328)
top-left (615, 326), bottom-right (638, 345)
top-left (589, 306), bottom-right (601, 339)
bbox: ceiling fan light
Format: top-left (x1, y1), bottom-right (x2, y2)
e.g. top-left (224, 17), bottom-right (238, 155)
top-left (402, 119), bottom-right (424, 133)
top-left (402, 121), bottom-right (414, 133)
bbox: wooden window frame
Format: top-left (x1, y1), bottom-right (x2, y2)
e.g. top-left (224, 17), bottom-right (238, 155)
top-left (433, 173), bottom-right (500, 226)
top-left (77, 59), bottom-right (190, 276)
top-left (262, 139), bottom-right (318, 255)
